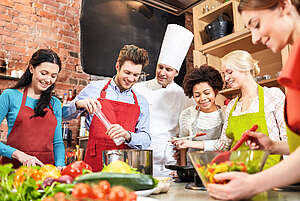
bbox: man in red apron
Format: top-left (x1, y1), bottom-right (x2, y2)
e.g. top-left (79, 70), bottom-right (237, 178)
top-left (63, 45), bottom-right (151, 171)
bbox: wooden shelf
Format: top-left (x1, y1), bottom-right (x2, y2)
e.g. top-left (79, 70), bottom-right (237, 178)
top-left (199, 29), bottom-right (266, 57)
top-left (198, 1), bottom-right (233, 23)
top-left (0, 74), bottom-right (19, 81)
top-left (220, 78), bottom-right (281, 97)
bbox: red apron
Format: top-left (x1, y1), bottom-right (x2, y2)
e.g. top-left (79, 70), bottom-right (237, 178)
top-left (84, 80), bottom-right (140, 171)
top-left (1, 88), bottom-right (57, 168)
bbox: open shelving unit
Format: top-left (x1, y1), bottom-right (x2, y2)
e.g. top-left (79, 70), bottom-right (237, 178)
top-left (192, 0), bottom-right (289, 99)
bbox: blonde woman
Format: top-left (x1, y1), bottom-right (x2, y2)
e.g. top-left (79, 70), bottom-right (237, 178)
top-left (210, 50), bottom-right (287, 169)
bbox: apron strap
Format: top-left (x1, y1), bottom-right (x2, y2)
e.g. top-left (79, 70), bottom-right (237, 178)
top-left (100, 80), bottom-right (111, 99)
top-left (21, 88), bottom-right (28, 107)
top-left (257, 85), bottom-right (265, 113)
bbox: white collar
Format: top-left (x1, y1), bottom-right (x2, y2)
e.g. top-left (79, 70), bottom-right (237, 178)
top-left (147, 78), bottom-right (175, 89)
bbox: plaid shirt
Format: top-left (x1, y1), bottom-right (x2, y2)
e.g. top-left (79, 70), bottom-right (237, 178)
top-left (204, 86), bottom-right (287, 151)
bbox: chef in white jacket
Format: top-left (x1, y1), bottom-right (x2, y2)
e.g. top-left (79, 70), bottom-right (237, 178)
top-left (133, 24), bottom-right (194, 176)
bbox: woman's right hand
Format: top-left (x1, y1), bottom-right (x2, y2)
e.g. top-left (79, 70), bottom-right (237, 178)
top-left (246, 131), bottom-right (275, 151)
top-left (172, 139), bottom-right (191, 149)
top-left (12, 150), bottom-right (44, 167)
top-left (75, 98), bottom-right (101, 114)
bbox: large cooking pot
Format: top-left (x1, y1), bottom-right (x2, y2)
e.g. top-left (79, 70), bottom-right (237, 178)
top-left (102, 149), bottom-right (153, 175)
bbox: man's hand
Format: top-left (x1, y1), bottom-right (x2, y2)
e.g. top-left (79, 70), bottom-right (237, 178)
top-left (75, 98), bottom-right (101, 114)
top-left (106, 124), bottom-right (131, 141)
top-left (12, 150), bottom-right (44, 167)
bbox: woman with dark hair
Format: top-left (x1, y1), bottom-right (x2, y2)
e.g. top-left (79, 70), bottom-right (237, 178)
top-left (0, 49), bottom-right (65, 168)
top-left (207, 0), bottom-right (300, 200)
top-left (172, 65), bottom-right (224, 155)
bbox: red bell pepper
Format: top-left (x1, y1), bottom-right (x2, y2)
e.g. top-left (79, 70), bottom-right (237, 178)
top-left (61, 161), bottom-right (92, 179)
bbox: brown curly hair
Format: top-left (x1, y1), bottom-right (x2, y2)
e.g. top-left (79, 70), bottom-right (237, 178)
top-left (183, 65), bottom-right (224, 98)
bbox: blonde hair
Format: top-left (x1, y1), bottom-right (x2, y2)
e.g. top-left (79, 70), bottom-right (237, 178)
top-left (221, 50), bottom-right (260, 77)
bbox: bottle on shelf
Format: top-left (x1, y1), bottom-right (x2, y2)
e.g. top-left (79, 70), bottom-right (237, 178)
top-left (62, 122), bottom-right (70, 140)
top-left (67, 89), bottom-right (73, 103)
top-left (72, 88), bottom-right (77, 100)
top-left (79, 111), bottom-right (87, 137)
top-left (62, 93), bottom-right (68, 105)
top-left (0, 58), bottom-right (8, 74)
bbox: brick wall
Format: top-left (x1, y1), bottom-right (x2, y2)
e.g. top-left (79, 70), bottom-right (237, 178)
top-left (0, 0), bottom-right (89, 146)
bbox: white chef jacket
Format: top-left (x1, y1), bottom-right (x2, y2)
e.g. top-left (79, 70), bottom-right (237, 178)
top-left (133, 79), bottom-right (194, 176)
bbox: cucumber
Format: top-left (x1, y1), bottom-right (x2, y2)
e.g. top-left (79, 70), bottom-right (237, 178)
top-left (74, 172), bottom-right (158, 191)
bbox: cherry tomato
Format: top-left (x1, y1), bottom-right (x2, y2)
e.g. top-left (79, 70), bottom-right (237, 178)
top-left (92, 185), bottom-right (106, 199)
top-left (127, 191), bottom-right (138, 201)
top-left (99, 180), bottom-right (111, 195)
top-left (108, 186), bottom-right (128, 201)
top-left (53, 192), bottom-right (66, 201)
top-left (72, 183), bottom-right (95, 198)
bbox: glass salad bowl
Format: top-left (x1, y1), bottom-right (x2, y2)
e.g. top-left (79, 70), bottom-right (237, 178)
top-left (188, 150), bottom-right (269, 187)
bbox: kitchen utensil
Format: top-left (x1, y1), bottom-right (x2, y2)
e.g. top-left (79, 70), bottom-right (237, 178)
top-left (205, 12), bottom-right (233, 42)
top-left (165, 164), bottom-right (196, 182)
top-left (169, 133), bottom-right (206, 142)
top-left (102, 149), bottom-right (153, 175)
top-left (94, 110), bottom-right (125, 146)
top-left (210, 124), bottom-right (258, 164)
top-left (189, 150), bottom-right (269, 187)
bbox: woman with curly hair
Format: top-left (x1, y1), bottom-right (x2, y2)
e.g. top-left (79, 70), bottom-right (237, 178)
top-left (172, 65), bottom-right (224, 157)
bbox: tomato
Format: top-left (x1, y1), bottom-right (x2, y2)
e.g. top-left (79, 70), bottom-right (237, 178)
top-left (127, 191), bottom-right (137, 201)
top-left (108, 186), bottom-right (128, 201)
top-left (99, 180), bottom-right (111, 195)
top-left (92, 185), bottom-right (106, 199)
top-left (53, 192), bottom-right (66, 201)
top-left (61, 161), bottom-right (92, 179)
top-left (72, 183), bottom-right (95, 198)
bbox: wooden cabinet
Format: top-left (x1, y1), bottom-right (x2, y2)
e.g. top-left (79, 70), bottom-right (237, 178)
top-left (192, 0), bottom-right (288, 99)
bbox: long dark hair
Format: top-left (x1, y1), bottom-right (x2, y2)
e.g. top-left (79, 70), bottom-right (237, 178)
top-left (12, 49), bottom-right (62, 117)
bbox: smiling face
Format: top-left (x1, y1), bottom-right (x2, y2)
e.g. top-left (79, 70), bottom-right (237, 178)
top-left (115, 60), bottom-right (142, 92)
top-left (30, 62), bottom-right (59, 94)
top-left (155, 64), bottom-right (178, 88)
top-left (221, 64), bottom-right (247, 89)
top-left (241, 4), bottom-right (293, 53)
top-left (193, 82), bottom-right (217, 113)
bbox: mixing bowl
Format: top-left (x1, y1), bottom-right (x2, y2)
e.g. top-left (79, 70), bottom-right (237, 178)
top-left (188, 150), bottom-right (269, 187)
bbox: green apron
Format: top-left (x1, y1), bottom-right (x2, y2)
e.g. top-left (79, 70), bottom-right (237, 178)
top-left (226, 85), bottom-right (280, 169)
top-left (285, 101), bottom-right (300, 153)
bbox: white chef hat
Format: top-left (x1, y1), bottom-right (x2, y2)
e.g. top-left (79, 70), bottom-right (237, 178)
top-left (157, 24), bottom-right (194, 72)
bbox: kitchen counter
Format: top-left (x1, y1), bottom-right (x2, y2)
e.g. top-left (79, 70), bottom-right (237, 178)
top-left (150, 182), bottom-right (300, 201)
